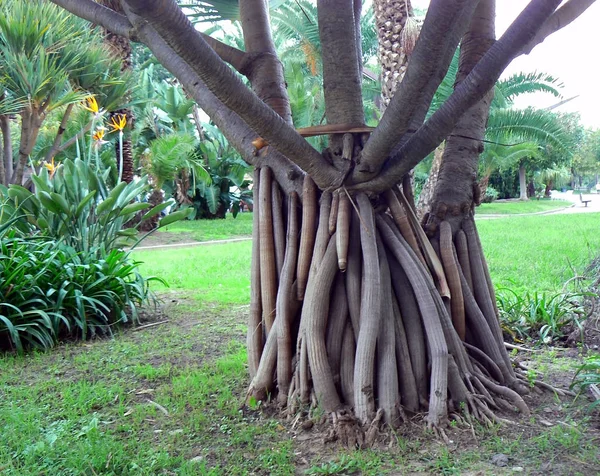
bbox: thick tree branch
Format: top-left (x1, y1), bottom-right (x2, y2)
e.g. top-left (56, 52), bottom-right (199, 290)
top-left (50, 0), bottom-right (251, 74)
top-left (318, 0), bottom-right (365, 127)
top-left (50, 0), bottom-right (134, 37)
top-left (426, 0), bottom-right (496, 232)
top-left (352, 0), bottom-right (562, 193)
top-left (239, 0), bottom-right (293, 123)
top-left (120, 0), bottom-right (338, 189)
top-left (520, 0), bottom-right (596, 54)
top-left (123, 7), bottom-right (304, 197)
top-left (356, 0), bottom-right (479, 182)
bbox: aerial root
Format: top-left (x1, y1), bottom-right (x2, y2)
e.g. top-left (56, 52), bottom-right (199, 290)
top-left (515, 370), bottom-right (576, 397)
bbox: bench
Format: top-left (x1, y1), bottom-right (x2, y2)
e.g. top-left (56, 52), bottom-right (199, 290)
top-left (580, 193), bottom-right (591, 207)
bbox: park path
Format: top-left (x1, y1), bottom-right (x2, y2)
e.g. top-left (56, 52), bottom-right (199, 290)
top-left (477, 190), bottom-right (600, 219)
top-left (136, 191), bottom-right (599, 251)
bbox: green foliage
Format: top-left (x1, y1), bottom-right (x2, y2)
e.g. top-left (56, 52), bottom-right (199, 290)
top-left (0, 233), bottom-right (159, 352)
top-left (0, 158), bottom-right (180, 253)
top-left (186, 126), bottom-right (252, 219)
top-left (571, 355), bottom-right (600, 410)
top-left (0, 159), bottom-right (196, 351)
top-left (482, 186), bottom-right (499, 203)
top-left (496, 288), bottom-right (589, 344)
top-left (0, 0), bottom-right (126, 112)
top-left (144, 132), bottom-right (207, 189)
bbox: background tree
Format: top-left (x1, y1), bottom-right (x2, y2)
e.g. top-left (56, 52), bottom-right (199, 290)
top-left (0, 0), bottom-right (128, 185)
top-left (53, 0), bottom-right (597, 441)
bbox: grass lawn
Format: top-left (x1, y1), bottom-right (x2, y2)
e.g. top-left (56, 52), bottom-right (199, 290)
top-left (477, 199), bottom-right (571, 215)
top-left (158, 212), bottom-right (253, 241)
top-left (477, 212), bottom-right (600, 293)
top-left (2, 213), bottom-right (600, 474)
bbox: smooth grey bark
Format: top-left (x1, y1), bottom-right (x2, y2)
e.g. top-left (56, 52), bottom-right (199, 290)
top-left (240, 0), bottom-right (293, 123)
top-left (521, 0), bottom-right (597, 54)
top-left (318, 0), bottom-right (365, 127)
top-left (519, 163), bottom-right (528, 200)
top-left (356, 0), bottom-right (479, 182)
top-left (120, 0), bottom-right (340, 189)
top-left (426, 0), bottom-right (496, 233)
top-left (120, 5), bottom-right (304, 196)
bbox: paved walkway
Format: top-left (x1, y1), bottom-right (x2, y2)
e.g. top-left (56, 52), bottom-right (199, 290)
top-left (477, 191), bottom-right (600, 219)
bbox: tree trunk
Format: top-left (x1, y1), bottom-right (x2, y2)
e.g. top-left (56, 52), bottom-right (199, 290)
top-left (99, 0), bottom-right (135, 184)
top-left (519, 163), bottom-right (528, 200)
top-left (374, 0), bottom-right (413, 110)
top-left (0, 115), bottom-right (12, 185)
top-left (416, 143), bottom-right (444, 221)
top-left (14, 107), bottom-right (43, 185)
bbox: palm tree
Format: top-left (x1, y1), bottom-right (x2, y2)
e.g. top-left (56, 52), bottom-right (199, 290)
top-left (418, 49), bottom-right (573, 211)
top-left (141, 131), bottom-right (208, 229)
top-left (373, 0), bottom-right (417, 110)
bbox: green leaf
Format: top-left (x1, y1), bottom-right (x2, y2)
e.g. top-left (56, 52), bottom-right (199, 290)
top-left (38, 191), bottom-right (63, 215)
top-left (74, 191), bottom-right (97, 219)
top-left (50, 192), bottom-right (71, 216)
top-left (96, 196), bottom-right (116, 215)
top-left (158, 209), bottom-right (193, 228)
top-left (119, 202), bottom-right (152, 216)
top-left (140, 201), bottom-right (173, 221)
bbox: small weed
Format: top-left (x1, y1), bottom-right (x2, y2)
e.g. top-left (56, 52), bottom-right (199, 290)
top-left (571, 354), bottom-right (600, 410)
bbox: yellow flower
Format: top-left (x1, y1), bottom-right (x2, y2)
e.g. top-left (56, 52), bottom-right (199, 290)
top-left (43, 158), bottom-right (58, 178)
top-left (109, 114), bottom-right (127, 132)
top-left (83, 96), bottom-right (101, 115)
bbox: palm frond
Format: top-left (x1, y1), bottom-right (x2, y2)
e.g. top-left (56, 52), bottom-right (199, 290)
top-left (182, 0), bottom-right (288, 23)
top-left (496, 72), bottom-right (563, 105)
top-left (486, 107), bottom-right (576, 155)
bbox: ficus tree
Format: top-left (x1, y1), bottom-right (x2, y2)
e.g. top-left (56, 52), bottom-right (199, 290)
top-left (52, 0), bottom-right (596, 442)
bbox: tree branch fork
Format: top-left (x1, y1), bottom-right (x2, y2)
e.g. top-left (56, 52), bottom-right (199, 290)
top-left (49, 0), bottom-right (595, 195)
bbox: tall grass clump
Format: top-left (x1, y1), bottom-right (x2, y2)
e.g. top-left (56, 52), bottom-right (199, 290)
top-left (496, 288), bottom-right (590, 344)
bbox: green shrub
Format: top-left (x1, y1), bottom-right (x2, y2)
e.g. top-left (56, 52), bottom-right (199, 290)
top-left (482, 186), bottom-right (499, 203)
top-left (0, 159), bottom-right (191, 351)
top-left (497, 288), bottom-right (589, 344)
top-left (0, 232), bottom-right (163, 351)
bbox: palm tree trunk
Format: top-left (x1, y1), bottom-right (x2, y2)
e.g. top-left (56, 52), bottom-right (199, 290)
top-left (374, 0), bottom-right (413, 110)
top-left (99, 0), bottom-right (134, 184)
top-left (519, 163), bottom-right (528, 200)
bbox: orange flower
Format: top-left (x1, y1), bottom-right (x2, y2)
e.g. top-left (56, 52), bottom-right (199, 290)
top-left (93, 127), bottom-right (106, 142)
top-left (109, 114), bottom-right (127, 132)
top-left (43, 158), bottom-right (58, 178)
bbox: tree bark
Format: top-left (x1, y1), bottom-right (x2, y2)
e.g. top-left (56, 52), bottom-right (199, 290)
top-left (519, 163), bottom-right (528, 200)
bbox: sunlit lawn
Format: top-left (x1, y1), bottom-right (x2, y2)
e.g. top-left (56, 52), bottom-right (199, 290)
top-left (477, 198), bottom-right (571, 215)
top-left (2, 212), bottom-right (600, 474)
top-left (158, 212), bottom-right (253, 241)
top-left (477, 212), bottom-right (600, 293)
